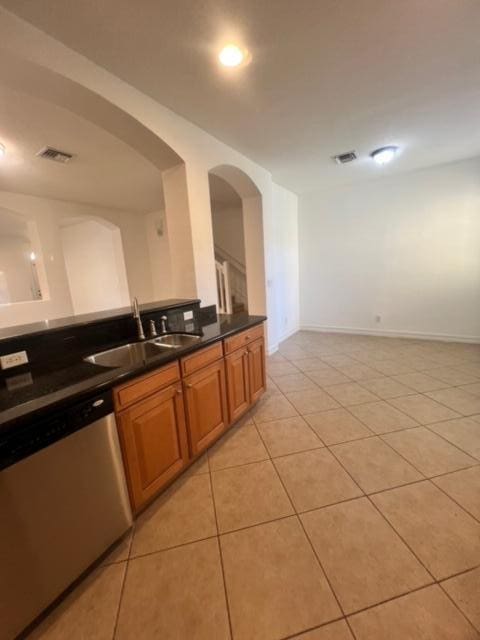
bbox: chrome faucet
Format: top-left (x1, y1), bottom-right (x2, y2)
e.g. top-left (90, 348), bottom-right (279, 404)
top-left (132, 297), bottom-right (145, 340)
top-left (149, 319), bottom-right (158, 338)
top-left (160, 315), bottom-right (168, 334)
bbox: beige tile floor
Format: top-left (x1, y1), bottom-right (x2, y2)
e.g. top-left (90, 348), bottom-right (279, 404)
top-left (29, 331), bottom-right (480, 639)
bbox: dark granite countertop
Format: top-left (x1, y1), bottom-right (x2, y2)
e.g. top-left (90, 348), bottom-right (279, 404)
top-left (0, 313), bottom-right (265, 434)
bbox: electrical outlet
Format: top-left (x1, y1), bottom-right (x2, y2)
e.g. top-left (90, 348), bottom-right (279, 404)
top-left (375, 315), bottom-right (382, 323)
top-left (183, 310), bottom-right (193, 321)
top-left (0, 350), bottom-right (29, 370)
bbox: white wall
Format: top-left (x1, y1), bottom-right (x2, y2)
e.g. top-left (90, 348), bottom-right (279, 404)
top-left (61, 219), bottom-right (130, 315)
top-left (0, 11), bottom-right (301, 348)
top-left (271, 183), bottom-right (300, 346)
top-left (299, 157), bottom-right (480, 341)
top-left (0, 190), bottom-right (158, 327)
top-left (0, 236), bottom-right (34, 303)
top-left (211, 206), bottom-right (246, 266)
top-left (144, 210), bottom-right (173, 300)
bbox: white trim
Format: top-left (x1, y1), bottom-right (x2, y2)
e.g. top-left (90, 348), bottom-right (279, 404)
top-left (299, 324), bottom-right (480, 344)
top-left (268, 325), bottom-right (300, 354)
top-left (267, 343), bottom-right (279, 355)
top-left (276, 325), bottom-right (300, 344)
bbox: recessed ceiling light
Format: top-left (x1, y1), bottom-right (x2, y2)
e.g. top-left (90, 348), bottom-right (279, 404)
top-left (371, 145), bottom-right (399, 165)
top-left (219, 44), bottom-right (246, 67)
top-left (0, 143), bottom-right (5, 157)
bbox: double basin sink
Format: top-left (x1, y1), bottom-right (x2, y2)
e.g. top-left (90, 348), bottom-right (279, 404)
top-left (84, 333), bottom-right (202, 369)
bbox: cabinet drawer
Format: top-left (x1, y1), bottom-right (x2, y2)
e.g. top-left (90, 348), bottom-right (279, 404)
top-left (180, 342), bottom-right (223, 376)
top-left (224, 323), bottom-right (264, 354)
top-left (114, 360), bottom-right (180, 411)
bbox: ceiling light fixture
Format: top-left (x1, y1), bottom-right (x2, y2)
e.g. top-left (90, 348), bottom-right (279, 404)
top-left (370, 145), bottom-right (399, 165)
top-left (0, 143), bottom-right (5, 158)
top-left (219, 44), bottom-right (246, 67)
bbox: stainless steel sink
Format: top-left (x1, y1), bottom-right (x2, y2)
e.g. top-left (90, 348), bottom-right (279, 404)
top-left (151, 333), bottom-right (202, 348)
top-left (84, 341), bottom-right (173, 368)
top-left (84, 333), bottom-right (202, 368)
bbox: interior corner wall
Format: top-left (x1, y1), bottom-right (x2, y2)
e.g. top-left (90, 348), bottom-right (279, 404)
top-left (61, 220), bottom-right (130, 315)
top-left (299, 157), bottom-right (480, 342)
top-left (144, 209), bottom-right (173, 300)
top-left (271, 183), bottom-right (300, 347)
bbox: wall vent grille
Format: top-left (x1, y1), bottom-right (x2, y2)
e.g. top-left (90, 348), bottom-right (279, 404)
top-left (36, 147), bottom-right (74, 163)
top-left (333, 150), bottom-right (357, 164)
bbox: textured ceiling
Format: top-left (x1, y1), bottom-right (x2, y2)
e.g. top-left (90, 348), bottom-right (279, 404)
top-left (2, 0), bottom-right (480, 192)
top-left (0, 84), bottom-right (166, 212)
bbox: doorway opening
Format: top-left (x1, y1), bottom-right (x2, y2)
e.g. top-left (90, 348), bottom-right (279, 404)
top-left (208, 164), bottom-right (266, 319)
top-left (208, 173), bottom-right (247, 314)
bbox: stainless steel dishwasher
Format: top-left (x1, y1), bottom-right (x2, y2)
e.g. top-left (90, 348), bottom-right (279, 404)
top-left (0, 390), bottom-right (132, 640)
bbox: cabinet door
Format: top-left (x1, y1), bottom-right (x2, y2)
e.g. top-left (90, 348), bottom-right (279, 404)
top-left (117, 383), bottom-right (188, 512)
top-left (225, 347), bottom-right (250, 423)
top-left (184, 359), bottom-right (228, 455)
top-left (248, 337), bottom-right (267, 403)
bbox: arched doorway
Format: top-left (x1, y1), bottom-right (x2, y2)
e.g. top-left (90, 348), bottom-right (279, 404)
top-left (208, 174), bottom-right (247, 313)
top-left (208, 164), bottom-right (266, 318)
top-left (0, 52), bottom-right (191, 328)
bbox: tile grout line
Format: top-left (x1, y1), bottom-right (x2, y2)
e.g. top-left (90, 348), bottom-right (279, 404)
top-left (254, 394), bottom-right (479, 634)
top-left (262, 377), bottom-right (480, 517)
top-left (324, 442), bottom-right (438, 584)
top-left (278, 615), bottom-right (350, 640)
top-left (422, 421), bottom-right (480, 462)
top-left (127, 533), bottom-right (219, 562)
top-left (206, 463), bottom-right (235, 640)
top-left (111, 552), bottom-right (130, 640)
top-left (257, 383), bottom-right (480, 521)
top-left (324, 437), bottom-right (480, 630)
top-left (437, 580), bottom-right (480, 635)
top-left (251, 416), bottom-right (349, 626)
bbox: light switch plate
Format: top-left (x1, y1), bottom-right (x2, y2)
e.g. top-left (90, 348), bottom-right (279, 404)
top-left (183, 310), bottom-right (194, 320)
top-left (0, 350), bottom-right (29, 370)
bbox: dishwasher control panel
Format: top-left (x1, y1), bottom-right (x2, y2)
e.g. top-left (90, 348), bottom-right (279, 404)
top-left (0, 390), bottom-right (114, 470)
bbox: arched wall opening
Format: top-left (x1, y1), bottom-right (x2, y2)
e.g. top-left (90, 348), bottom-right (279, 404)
top-left (208, 164), bottom-right (267, 318)
top-left (0, 52), bottom-right (205, 328)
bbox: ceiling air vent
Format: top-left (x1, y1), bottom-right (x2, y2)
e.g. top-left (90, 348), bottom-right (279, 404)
top-left (36, 146), bottom-right (74, 164)
top-left (333, 150), bottom-right (357, 165)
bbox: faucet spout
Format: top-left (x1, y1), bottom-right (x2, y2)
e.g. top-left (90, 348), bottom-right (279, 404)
top-left (132, 297), bottom-right (146, 340)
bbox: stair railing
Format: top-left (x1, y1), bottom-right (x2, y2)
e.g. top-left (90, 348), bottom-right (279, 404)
top-left (215, 259), bottom-right (232, 314)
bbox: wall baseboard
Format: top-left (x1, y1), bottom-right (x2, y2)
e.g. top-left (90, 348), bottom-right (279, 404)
top-left (268, 325), bottom-right (300, 355)
top-left (277, 325), bottom-right (299, 343)
top-left (268, 343), bottom-right (279, 355)
top-left (299, 324), bottom-right (480, 344)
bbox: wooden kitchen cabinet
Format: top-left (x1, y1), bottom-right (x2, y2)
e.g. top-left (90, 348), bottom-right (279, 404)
top-left (225, 346), bottom-right (250, 422)
top-left (116, 382), bottom-right (189, 512)
top-left (114, 323), bottom-right (265, 512)
top-left (248, 337), bottom-right (267, 403)
top-left (183, 359), bottom-right (228, 455)
top-left (225, 324), bottom-right (266, 420)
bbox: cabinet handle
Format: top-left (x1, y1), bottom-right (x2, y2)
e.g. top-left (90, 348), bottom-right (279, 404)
top-left (185, 383), bottom-right (193, 389)
top-left (176, 388), bottom-right (183, 395)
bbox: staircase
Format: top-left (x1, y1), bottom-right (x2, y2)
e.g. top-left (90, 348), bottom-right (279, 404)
top-left (214, 245), bottom-right (247, 315)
